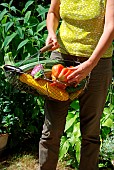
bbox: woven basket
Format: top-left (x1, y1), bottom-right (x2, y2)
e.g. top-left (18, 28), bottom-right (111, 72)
top-left (3, 45), bottom-right (89, 101)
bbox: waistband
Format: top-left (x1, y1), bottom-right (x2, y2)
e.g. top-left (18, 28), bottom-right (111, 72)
top-left (51, 50), bottom-right (112, 65)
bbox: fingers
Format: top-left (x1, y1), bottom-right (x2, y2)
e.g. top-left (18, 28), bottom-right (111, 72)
top-left (68, 67), bottom-right (78, 70)
top-left (67, 67), bottom-right (84, 83)
top-left (67, 70), bottom-right (77, 80)
top-left (67, 70), bottom-right (78, 83)
top-left (46, 37), bottom-right (52, 46)
top-left (51, 42), bottom-right (60, 50)
top-left (68, 74), bottom-right (84, 84)
top-left (68, 77), bottom-right (79, 84)
top-left (46, 35), bottom-right (60, 50)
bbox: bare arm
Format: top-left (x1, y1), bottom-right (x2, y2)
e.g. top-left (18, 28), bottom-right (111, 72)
top-left (46, 0), bottom-right (60, 50)
top-left (68, 0), bottom-right (114, 83)
top-left (88, 0), bottom-right (114, 68)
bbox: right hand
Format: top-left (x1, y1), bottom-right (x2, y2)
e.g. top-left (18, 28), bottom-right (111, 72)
top-left (46, 33), bottom-right (60, 51)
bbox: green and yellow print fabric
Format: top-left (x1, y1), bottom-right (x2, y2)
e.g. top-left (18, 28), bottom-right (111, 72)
top-left (57, 0), bottom-right (113, 58)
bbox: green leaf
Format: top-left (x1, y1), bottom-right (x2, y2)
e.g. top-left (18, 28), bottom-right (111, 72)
top-left (75, 139), bottom-right (81, 162)
top-left (70, 100), bottom-right (79, 110)
top-left (4, 52), bottom-right (15, 65)
top-left (4, 21), bottom-right (14, 32)
top-left (37, 20), bottom-right (46, 32)
top-left (9, 0), bottom-right (13, 6)
top-left (102, 118), bottom-right (113, 128)
top-left (0, 8), bottom-right (8, 21)
top-left (69, 135), bottom-right (76, 147)
top-left (38, 8), bottom-right (49, 20)
top-left (24, 11), bottom-right (31, 23)
top-left (65, 114), bottom-right (77, 132)
top-left (36, 5), bottom-right (49, 20)
top-left (60, 136), bottom-right (67, 147)
top-left (16, 27), bottom-right (24, 39)
top-left (0, 3), bottom-right (9, 8)
top-left (2, 32), bottom-right (17, 48)
top-left (27, 28), bottom-right (33, 36)
top-left (22, 1), bottom-right (34, 13)
top-left (3, 106), bottom-right (11, 112)
top-left (103, 107), bottom-right (111, 115)
top-left (66, 111), bottom-right (76, 121)
top-left (59, 140), bottom-right (70, 160)
top-left (17, 39), bottom-right (29, 50)
top-left (73, 122), bottom-right (81, 137)
top-left (38, 8), bottom-right (49, 17)
top-left (10, 6), bottom-right (17, 13)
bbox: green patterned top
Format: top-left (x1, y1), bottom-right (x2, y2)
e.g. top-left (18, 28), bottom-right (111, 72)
top-left (57, 0), bottom-right (113, 58)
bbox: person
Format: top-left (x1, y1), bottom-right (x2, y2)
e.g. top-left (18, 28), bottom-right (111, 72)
top-left (38, 0), bottom-right (114, 170)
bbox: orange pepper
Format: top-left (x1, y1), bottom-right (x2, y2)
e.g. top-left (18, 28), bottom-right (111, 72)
top-left (58, 67), bottom-right (72, 82)
top-left (51, 64), bottom-right (64, 80)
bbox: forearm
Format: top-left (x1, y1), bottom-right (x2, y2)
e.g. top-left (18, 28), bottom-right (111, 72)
top-left (67, 29), bottom-right (114, 83)
top-left (88, 0), bottom-right (114, 69)
top-left (88, 28), bottom-right (114, 69)
top-left (46, 11), bottom-right (60, 34)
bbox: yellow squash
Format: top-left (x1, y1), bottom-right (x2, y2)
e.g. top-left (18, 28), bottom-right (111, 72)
top-left (19, 73), bottom-right (69, 101)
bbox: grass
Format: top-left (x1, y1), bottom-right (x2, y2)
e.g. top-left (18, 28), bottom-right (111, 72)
top-left (0, 138), bottom-right (113, 170)
top-left (0, 138), bottom-right (74, 170)
top-left (0, 153), bottom-right (38, 170)
top-left (0, 152), bottom-right (74, 170)
top-left (0, 151), bottom-right (113, 170)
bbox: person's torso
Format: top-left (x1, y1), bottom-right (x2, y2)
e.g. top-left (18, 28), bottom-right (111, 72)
top-left (57, 0), bottom-right (113, 58)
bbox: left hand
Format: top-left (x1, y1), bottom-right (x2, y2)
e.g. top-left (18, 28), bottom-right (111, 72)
top-left (67, 60), bottom-right (93, 84)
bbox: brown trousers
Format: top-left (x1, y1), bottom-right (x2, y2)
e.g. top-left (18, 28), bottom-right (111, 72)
top-left (39, 51), bottom-right (112, 170)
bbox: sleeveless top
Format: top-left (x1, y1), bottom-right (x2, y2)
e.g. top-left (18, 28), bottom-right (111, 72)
top-left (57, 0), bottom-right (113, 58)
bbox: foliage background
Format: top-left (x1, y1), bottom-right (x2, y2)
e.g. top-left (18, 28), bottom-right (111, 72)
top-left (0, 0), bottom-right (114, 169)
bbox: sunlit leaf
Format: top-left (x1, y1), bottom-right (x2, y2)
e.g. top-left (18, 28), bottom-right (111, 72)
top-left (73, 122), bottom-right (81, 137)
top-left (4, 52), bottom-right (15, 65)
top-left (0, 8), bottom-right (8, 21)
top-left (10, 6), bottom-right (17, 13)
top-left (2, 32), bottom-right (17, 48)
top-left (102, 118), bottom-right (113, 128)
top-left (59, 140), bottom-right (70, 160)
top-left (66, 111), bottom-right (76, 121)
top-left (16, 27), bottom-right (24, 39)
top-left (4, 21), bottom-right (14, 32)
top-left (24, 11), bottom-right (31, 23)
top-left (75, 139), bottom-right (81, 162)
top-left (0, 3), bottom-right (9, 8)
top-left (37, 20), bottom-right (46, 32)
top-left (22, 1), bottom-right (34, 13)
top-left (65, 114), bottom-right (77, 132)
top-left (9, 0), bottom-right (13, 6)
top-left (103, 107), bottom-right (111, 115)
top-left (37, 5), bottom-right (49, 20)
top-left (27, 29), bottom-right (33, 36)
top-left (17, 39), bottom-right (29, 50)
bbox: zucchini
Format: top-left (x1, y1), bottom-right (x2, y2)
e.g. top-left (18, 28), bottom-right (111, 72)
top-left (18, 59), bottom-right (64, 72)
top-left (15, 57), bottom-right (64, 68)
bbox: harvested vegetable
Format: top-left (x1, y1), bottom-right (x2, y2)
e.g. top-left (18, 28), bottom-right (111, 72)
top-left (50, 81), bottom-right (67, 89)
top-left (51, 64), bottom-right (64, 80)
top-left (58, 67), bottom-right (72, 82)
top-left (31, 64), bottom-right (44, 79)
top-left (19, 73), bottom-right (69, 101)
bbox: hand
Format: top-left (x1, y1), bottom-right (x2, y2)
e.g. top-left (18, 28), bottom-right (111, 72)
top-left (46, 33), bottom-right (60, 50)
top-left (67, 60), bottom-right (93, 84)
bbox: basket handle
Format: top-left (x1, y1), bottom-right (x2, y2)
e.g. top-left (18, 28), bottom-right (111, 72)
top-left (40, 43), bottom-right (53, 53)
